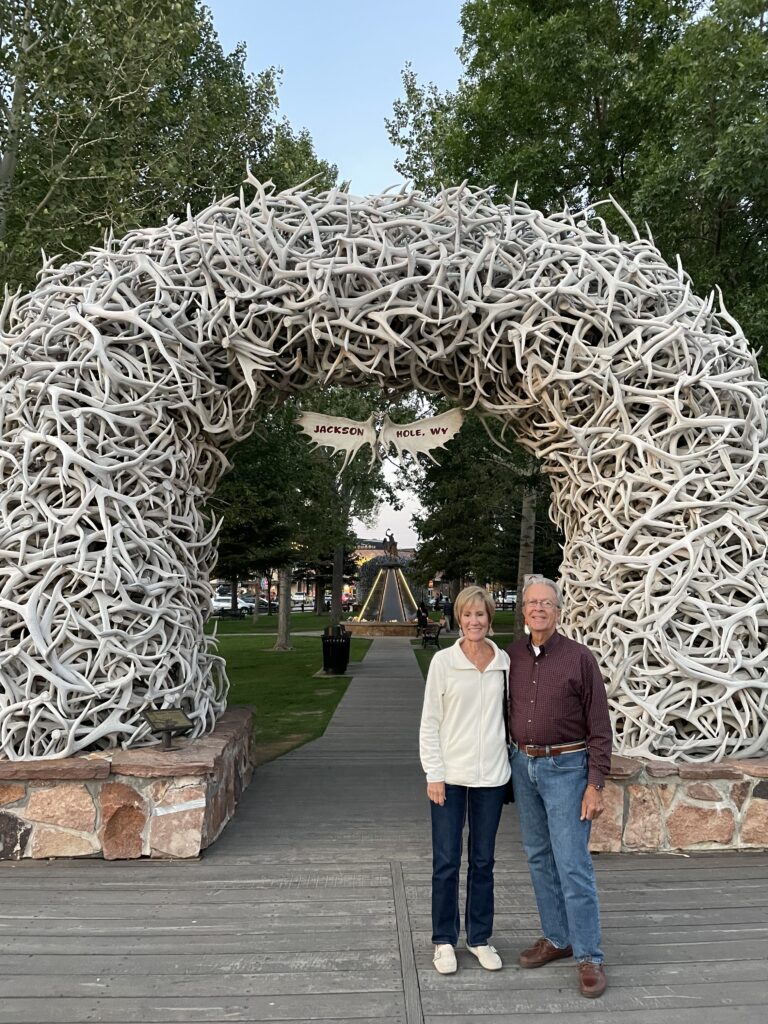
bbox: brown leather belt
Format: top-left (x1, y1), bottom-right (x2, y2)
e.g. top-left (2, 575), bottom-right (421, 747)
top-left (517, 741), bottom-right (587, 758)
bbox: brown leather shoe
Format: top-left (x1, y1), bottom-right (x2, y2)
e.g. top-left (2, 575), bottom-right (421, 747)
top-left (578, 961), bottom-right (607, 998)
top-left (518, 937), bottom-right (573, 968)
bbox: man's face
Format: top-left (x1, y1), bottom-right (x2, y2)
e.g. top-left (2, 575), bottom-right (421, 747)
top-left (523, 583), bottom-right (560, 638)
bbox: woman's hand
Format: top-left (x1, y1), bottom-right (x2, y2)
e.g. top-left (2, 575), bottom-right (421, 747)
top-left (427, 781), bottom-right (446, 805)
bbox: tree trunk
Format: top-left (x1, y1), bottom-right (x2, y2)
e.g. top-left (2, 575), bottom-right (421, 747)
top-left (330, 546), bottom-right (344, 625)
top-left (0, 13), bottom-right (31, 246)
top-left (273, 565), bottom-right (292, 650)
top-left (514, 484), bottom-right (537, 638)
top-left (315, 576), bottom-right (326, 615)
top-left (229, 575), bottom-right (240, 614)
top-left (251, 572), bottom-right (262, 625)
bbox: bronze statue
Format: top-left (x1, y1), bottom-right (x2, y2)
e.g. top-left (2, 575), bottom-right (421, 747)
top-left (384, 529), bottom-right (398, 559)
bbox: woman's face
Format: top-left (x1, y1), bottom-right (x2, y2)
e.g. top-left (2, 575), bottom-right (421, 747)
top-left (459, 600), bottom-right (490, 641)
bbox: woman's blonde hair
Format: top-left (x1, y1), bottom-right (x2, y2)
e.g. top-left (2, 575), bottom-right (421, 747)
top-left (453, 585), bottom-right (495, 624)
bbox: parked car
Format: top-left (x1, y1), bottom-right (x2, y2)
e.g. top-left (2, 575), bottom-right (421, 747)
top-left (239, 594), bottom-right (269, 612)
top-left (211, 594), bottom-right (249, 616)
top-left (322, 592), bottom-right (354, 607)
top-left (495, 591), bottom-right (517, 609)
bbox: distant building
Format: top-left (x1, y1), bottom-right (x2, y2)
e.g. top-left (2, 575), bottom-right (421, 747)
top-left (354, 537), bottom-right (416, 564)
top-left (355, 538), bottom-right (387, 564)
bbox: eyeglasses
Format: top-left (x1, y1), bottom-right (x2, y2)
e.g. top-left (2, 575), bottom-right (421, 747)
top-left (524, 599), bottom-right (557, 609)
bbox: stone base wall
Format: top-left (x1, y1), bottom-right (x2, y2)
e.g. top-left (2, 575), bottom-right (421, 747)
top-left (4, 723), bottom-right (766, 858)
top-left (590, 753), bottom-right (768, 853)
top-left (0, 708), bottom-right (255, 860)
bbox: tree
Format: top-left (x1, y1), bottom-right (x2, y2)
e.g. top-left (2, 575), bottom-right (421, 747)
top-left (1, 0), bottom-right (336, 291)
top-left (209, 401), bottom-right (342, 648)
top-left (210, 387), bottom-right (414, 646)
top-left (208, 409), bottom-right (297, 614)
top-left (513, 484), bottom-right (537, 636)
top-left (411, 412), bottom-right (562, 623)
top-left (388, 1), bottom-right (768, 368)
top-left (388, 1), bottom-right (703, 208)
top-left (631, 1), bottom-right (768, 364)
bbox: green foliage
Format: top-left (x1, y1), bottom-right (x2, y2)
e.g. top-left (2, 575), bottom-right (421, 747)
top-left (388, 0), bottom-right (703, 208)
top-left (208, 401), bottom-right (345, 587)
top-left (388, 0), bottom-right (768, 368)
top-left (0, 0), bottom-right (336, 290)
top-left (631, 1), bottom-right (768, 365)
top-left (410, 412), bottom-right (562, 586)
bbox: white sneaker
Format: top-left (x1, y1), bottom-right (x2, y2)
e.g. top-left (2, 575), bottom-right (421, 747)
top-left (467, 943), bottom-right (503, 970)
top-left (433, 944), bottom-right (457, 974)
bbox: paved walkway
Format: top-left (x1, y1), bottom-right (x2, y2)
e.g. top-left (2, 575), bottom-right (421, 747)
top-left (1, 638), bottom-right (767, 1022)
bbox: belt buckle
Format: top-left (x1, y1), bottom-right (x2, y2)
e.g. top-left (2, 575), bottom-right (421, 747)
top-left (525, 743), bottom-right (542, 756)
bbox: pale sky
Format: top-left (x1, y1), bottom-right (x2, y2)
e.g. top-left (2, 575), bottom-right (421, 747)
top-left (207, 0), bottom-right (464, 197)
top-left (206, 0), bottom-right (465, 542)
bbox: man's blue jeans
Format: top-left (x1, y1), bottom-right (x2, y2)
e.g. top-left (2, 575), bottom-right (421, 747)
top-left (510, 747), bottom-right (604, 964)
top-left (430, 783), bottom-right (506, 946)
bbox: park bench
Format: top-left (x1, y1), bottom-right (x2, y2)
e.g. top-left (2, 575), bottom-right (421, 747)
top-left (421, 624), bottom-right (442, 649)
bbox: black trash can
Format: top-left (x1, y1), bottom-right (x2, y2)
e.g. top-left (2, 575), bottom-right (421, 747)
top-left (322, 624), bottom-right (351, 674)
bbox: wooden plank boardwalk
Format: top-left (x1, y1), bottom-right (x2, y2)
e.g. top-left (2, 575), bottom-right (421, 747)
top-left (1, 636), bottom-right (767, 1023)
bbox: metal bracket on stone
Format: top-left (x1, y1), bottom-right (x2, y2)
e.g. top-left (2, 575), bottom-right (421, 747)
top-left (141, 708), bottom-right (194, 750)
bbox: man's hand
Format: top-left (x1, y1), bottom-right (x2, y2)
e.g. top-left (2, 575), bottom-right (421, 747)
top-left (580, 784), bottom-right (604, 821)
top-left (427, 781), bottom-right (446, 805)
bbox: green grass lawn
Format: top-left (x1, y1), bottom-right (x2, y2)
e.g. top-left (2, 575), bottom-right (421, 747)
top-left (212, 632), bottom-right (371, 762)
top-left (204, 611), bottom-right (339, 635)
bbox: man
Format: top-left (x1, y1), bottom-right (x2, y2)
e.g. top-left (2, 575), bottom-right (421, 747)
top-left (443, 596), bottom-right (454, 632)
top-left (506, 575), bottom-right (612, 998)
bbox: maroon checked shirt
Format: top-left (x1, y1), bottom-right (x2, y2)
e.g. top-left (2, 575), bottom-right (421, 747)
top-left (505, 630), bottom-right (613, 788)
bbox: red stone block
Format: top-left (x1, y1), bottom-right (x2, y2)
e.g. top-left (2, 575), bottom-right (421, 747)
top-left (0, 758), bottom-right (110, 781)
top-left (741, 799), bottom-right (768, 847)
top-left (667, 805), bottom-right (735, 848)
top-left (678, 764), bottom-right (743, 780)
top-left (607, 754), bottom-right (643, 780)
top-left (624, 785), bottom-right (663, 849)
top-left (26, 783), bottom-right (96, 832)
top-left (686, 782), bottom-right (722, 802)
top-left (0, 783), bottom-right (26, 807)
top-left (100, 783), bottom-right (147, 860)
top-left (723, 757), bottom-right (768, 778)
top-left (646, 762), bottom-right (680, 778)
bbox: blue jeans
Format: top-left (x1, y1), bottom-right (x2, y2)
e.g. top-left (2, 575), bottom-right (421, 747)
top-left (430, 783), bottom-right (506, 946)
top-left (510, 747), bottom-right (604, 964)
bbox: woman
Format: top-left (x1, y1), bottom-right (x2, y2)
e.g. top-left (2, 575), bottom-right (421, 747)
top-left (419, 585), bottom-right (511, 975)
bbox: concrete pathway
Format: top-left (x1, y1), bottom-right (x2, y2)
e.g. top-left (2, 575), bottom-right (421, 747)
top-left (1, 637), bottom-right (767, 1022)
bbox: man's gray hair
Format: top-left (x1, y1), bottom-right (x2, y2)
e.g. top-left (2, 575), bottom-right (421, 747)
top-left (522, 575), bottom-right (563, 608)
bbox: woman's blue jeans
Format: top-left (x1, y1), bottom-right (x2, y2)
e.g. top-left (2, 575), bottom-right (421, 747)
top-left (430, 783), bottom-right (506, 946)
top-left (510, 746), bottom-right (604, 963)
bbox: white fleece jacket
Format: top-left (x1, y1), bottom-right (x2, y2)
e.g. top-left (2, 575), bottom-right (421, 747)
top-left (419, 637), bottom-right (511, 787)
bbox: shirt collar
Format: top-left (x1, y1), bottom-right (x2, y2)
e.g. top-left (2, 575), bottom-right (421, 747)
top-left (526, 629), bottom-right (563, 658)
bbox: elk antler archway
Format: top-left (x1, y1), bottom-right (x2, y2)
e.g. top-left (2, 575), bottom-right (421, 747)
top-left (1, 177), bottom-right (767, 761)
